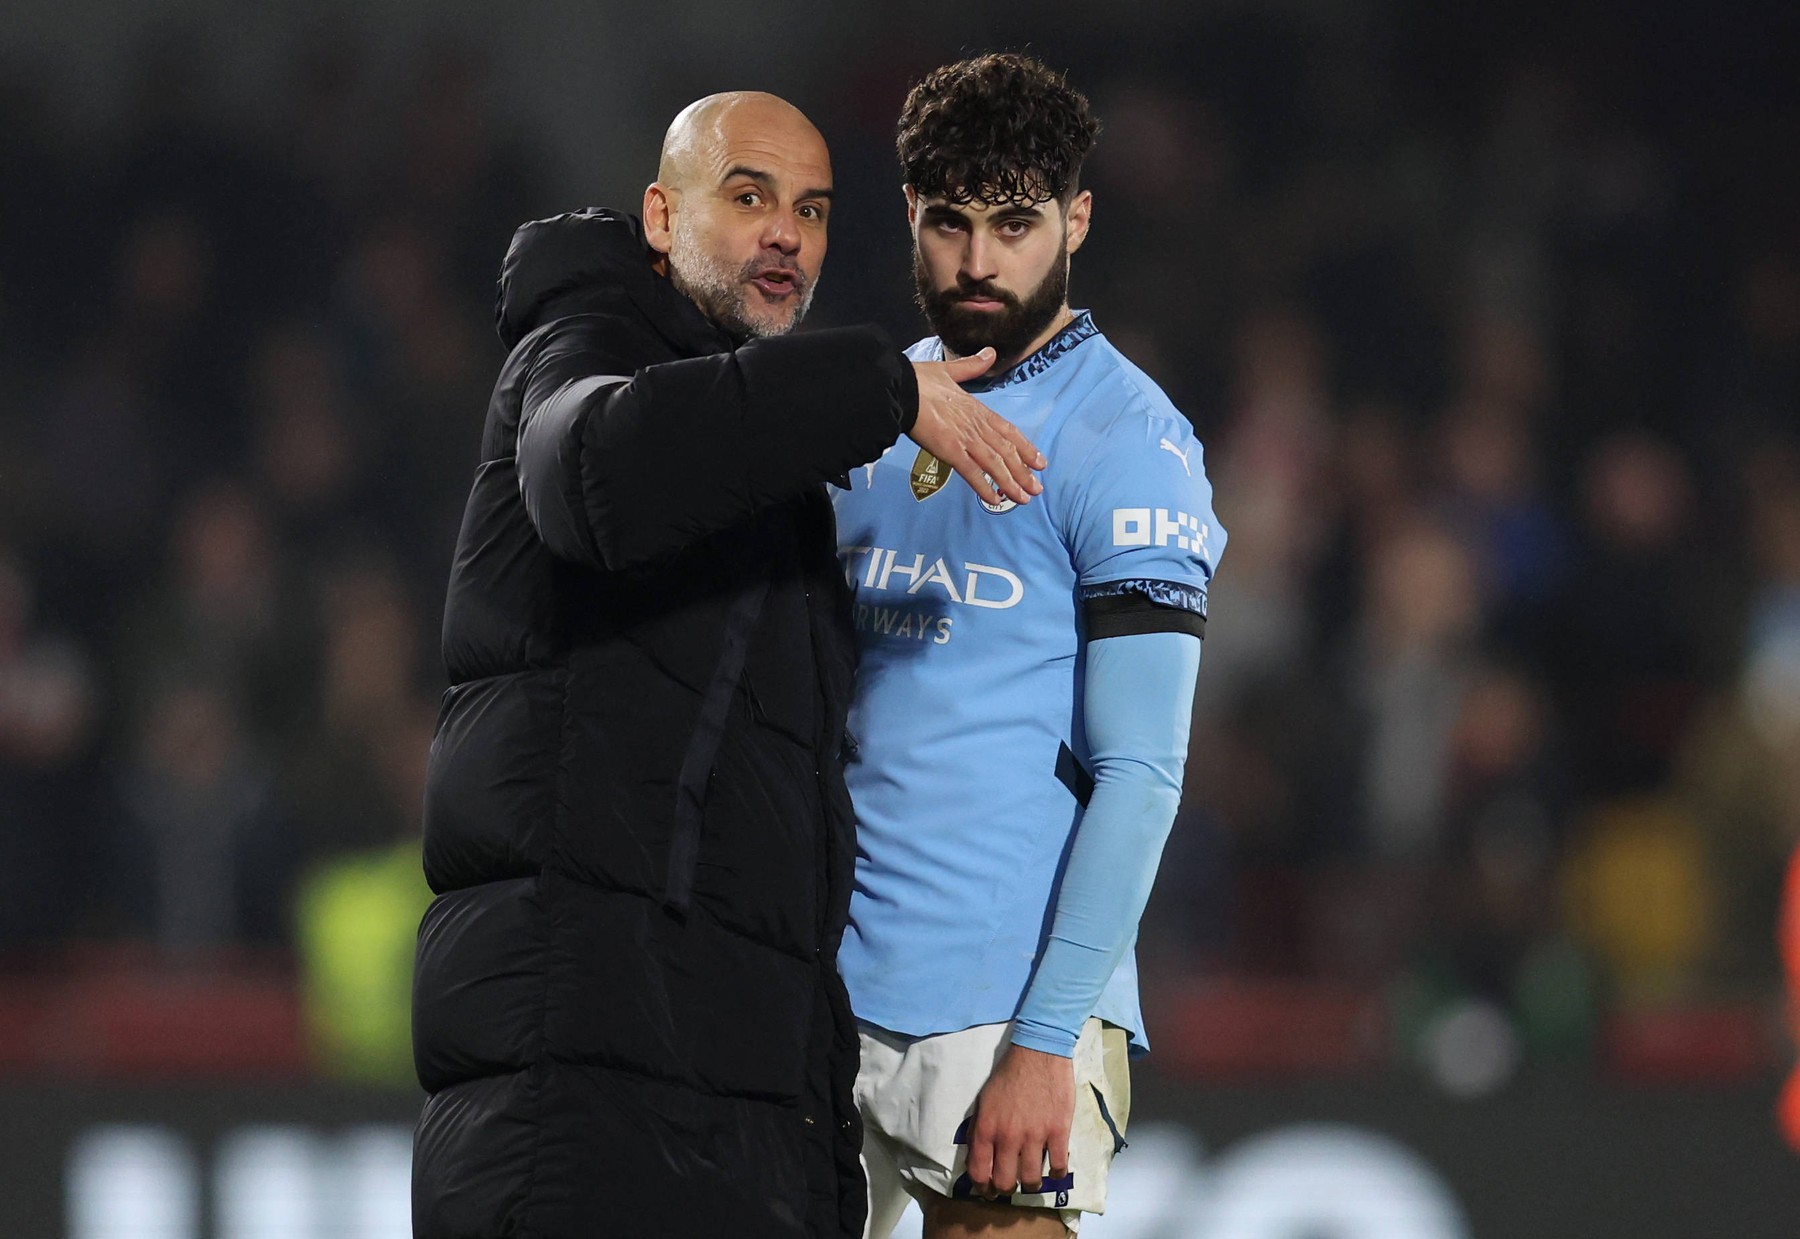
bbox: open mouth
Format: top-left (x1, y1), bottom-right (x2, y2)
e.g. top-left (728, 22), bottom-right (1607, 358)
top-left (751, 269), bottom-right (800, 297)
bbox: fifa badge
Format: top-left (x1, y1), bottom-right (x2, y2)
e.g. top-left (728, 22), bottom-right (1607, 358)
top-left (910, 448), bottom-right (949, 501)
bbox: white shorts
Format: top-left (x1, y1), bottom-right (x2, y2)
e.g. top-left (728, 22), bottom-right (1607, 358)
top-left (855, 1018), bottom-right (1131, 1238)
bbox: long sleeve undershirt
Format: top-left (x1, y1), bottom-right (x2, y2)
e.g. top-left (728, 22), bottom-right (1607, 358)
top-left (1008, 630), bottom-right (1202, 1057)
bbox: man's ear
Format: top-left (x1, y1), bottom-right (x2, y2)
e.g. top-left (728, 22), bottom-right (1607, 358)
top-left (903, 184), bottom-right (919, 230)
top-left (643, 182), bottom-right (676, 255)
top-left (1064, 190), bottom-right (1093, 255)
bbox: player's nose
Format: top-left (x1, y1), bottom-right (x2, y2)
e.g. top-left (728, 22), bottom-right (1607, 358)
top-left (962, 233), bottom-right (998, 281)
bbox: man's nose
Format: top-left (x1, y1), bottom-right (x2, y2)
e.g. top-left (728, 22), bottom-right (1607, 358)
top-left (761, 210), bottom-right (801, 255)
top-left (961, 233), bottom-right (998, 282)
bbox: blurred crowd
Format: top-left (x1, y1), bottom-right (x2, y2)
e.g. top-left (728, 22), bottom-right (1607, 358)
top-left (0, 10), bottom-right (1795, 1081)
top-left (0, 34), bottom-right (538, 965)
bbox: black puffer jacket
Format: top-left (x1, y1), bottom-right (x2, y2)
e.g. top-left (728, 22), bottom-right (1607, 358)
top-left (412, 208), bottom-right (917, 1238)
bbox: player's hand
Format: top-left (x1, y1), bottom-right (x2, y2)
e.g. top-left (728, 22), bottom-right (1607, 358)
top-left (963, 1042), bottom-right (1075, 1200)
top-left (909, 349), bottom-right (1046, 506)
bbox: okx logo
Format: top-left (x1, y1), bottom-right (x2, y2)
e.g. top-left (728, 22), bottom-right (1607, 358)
top-left (1111, 508), bottom-right (1210, 555)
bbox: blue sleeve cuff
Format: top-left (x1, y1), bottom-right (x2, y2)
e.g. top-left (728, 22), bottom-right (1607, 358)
top-left (1009, 1021), bottom-right (1080, 1058)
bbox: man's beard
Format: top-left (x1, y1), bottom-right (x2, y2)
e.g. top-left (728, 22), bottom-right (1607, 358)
top-left (669, 231), bottom-right (815, 339)
top-left (913, 246), bottom-right (1068, 367)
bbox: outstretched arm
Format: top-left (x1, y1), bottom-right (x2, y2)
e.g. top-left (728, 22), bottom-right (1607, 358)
top-left (516, 319), bottom-right (919, 571)
top-left (516, 323), bottom-right (1043, 572)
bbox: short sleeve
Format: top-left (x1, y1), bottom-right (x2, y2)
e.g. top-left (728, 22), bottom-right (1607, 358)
top-left (1063, 408), bottom-right (1224, 640)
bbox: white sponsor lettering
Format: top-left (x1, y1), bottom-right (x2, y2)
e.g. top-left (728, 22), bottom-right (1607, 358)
top-left (838, 546), bottom-right (1025, 610)
top-left (69, 1117), bottom-right (1465, 1239)
top-left (1113, 508), bottom-right (1152, 546)
top-left (1113, 508), bottom-right (1211, 555)
top-left (907, 557), bottom-right (964, 603)
top-left (878, 550), bottom-right (928, 591)
top-left (962, 562), bottom-right (1024, 609)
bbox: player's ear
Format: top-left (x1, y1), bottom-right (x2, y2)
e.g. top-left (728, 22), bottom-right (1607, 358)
top-left (903, 184), bottom-right (919, 229)
top-left (643, 182), bottom-right (676, 255)
top-left (1064, 190), bottom-right (1092, 255)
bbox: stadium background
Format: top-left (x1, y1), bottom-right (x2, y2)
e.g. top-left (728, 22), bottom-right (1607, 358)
top-left (2, 0), bottom-right (1798, 1234)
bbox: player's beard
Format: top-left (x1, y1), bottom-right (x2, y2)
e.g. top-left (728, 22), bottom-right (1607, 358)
top-left (669, 230), bottom-right (816, 339)
top-left (913, 243), bottom-right (1069, 368)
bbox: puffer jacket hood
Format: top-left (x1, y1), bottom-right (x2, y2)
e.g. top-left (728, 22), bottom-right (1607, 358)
top-left (496, 207), bottom-right (714, 352)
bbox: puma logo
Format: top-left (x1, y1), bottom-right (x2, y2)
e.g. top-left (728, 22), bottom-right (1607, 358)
top-left (1158, 438), bottom-right (1192, 476)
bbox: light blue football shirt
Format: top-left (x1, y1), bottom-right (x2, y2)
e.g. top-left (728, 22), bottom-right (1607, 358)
top-left (834, 311), bottom-right (1223, 1048)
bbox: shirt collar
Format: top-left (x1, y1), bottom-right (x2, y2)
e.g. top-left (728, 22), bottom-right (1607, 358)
top-left (958, 310), bottom-right (1099, 393)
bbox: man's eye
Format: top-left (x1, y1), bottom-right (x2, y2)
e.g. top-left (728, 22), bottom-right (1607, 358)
top-left (999, 221), bottom-right (1029, 237)
top-left (798, 203), bottom-right (823, 220)
top-left (736, 191), bottom-right (762, 206)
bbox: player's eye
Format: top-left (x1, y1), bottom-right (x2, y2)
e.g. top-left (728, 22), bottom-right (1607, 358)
top-left (797, 202), bottom-right (824, 221)
top-left (997, 219), bottom-right (1030, 238)
top-left (734, 190), bottom-right (763, 207)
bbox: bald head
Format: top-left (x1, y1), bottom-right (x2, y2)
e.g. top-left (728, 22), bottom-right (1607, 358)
top-left (657, 91), bottom-right (824, 189)
top-left (642, 91), bottom-right (834, 339)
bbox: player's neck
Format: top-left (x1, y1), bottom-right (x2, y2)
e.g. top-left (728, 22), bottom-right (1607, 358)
top-left (944, 304), bottom-right (1076, 376)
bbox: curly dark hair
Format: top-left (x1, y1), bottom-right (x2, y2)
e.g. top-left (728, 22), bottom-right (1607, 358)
top-left (896, 53), bottom-right (1101, 207)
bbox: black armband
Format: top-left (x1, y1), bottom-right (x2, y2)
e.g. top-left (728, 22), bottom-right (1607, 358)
top-left (1079, 579), bottom-right (1207, 641)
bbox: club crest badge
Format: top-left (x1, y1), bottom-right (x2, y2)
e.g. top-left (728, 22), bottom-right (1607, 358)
top-left (980, 477), bottom-right (1018, 514)
top-left (910, 448), bottom-right (949, 501)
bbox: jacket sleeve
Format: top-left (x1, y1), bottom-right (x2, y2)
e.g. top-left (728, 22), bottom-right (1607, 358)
top-left (515, 316), bottom-right (920, 571)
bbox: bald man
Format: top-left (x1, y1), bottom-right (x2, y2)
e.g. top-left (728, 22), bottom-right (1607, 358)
top-left (411, 92), bottom-right (1041, 1239)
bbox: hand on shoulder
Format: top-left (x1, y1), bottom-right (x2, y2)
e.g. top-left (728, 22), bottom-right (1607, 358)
top-left (909, 349), bottom-right (1047, 508)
